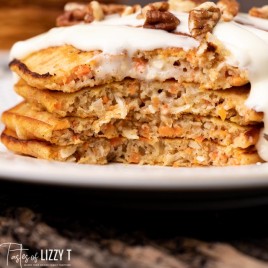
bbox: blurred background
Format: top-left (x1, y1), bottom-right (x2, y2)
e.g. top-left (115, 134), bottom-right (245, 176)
top-left (0, 0), bottom-right (267, 50)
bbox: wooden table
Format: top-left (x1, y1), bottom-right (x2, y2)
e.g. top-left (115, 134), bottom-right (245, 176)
top-left (0, 180), bottom-right (268, 268)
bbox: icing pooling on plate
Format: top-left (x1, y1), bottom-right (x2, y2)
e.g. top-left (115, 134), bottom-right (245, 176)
top-left (9, 11), bottom-right (268, 161)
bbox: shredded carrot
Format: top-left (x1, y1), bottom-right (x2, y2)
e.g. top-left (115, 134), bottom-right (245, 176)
top-left (129, 152), bottom-right (141, 163)
top-left (133, 58), bottom-right (147, 73)
top-left (102, 124), bottom-right (117, 137)
top-left (185, 148), bottom-right (192, 155)
top-left (167, 85), bottom-right (177, 94)
top-left (152, 97), bottom-right (160, 109)
top-left (66, 65), bottom-right (93, 83)
top-left (73, 65), bottom-right (92, 77)
top-left (158, 126), bottom-right (182, 137)
top-left (163, 103), bottom-right (169, 109)
top-left (139, 137), bottom-right (150, 143)
top-left (195, 136), bottom-right (205, 143)
top-left (128, 84), bottom-right (137, 95)
top-left (217, 107), bottom-right (227, 121)
top-left (102, 95), bottom-right (109, 104)
top-left (211, 151), bottom-right (218, 159)
top-left (110, 137), bottom-right (123, 147)
top-left (72, 135), bottom-right (79, 141)
top-left (139, 124), bottom-right (150, 138)
top-left (54, 102), bottom-right (62, 110)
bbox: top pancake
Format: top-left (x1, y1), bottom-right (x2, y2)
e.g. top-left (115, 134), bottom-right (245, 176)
top-left (10, 45), bottom-right (248, 92)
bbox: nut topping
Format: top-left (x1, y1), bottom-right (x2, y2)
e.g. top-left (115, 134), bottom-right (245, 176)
top-left (189, 2), bottom-right (221, 39)
top-left (217, 0), bottom-right (239, 22)
top-left (249, 5), bottom-right (268, 20)
top-left (143, 10), bottom-right (180, 31)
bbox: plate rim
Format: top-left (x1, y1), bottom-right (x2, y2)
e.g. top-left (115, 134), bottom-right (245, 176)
top-left (0, 152), bottom-right (268, 190)
top-left (1, 52), bottom-right (268, 191)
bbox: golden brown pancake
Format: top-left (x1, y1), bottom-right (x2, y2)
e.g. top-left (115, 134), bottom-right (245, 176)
top-left (14, 79), bottom-right (262, 125)
top-left (10, 45), bottom-right (248, 92)
top-left (1, 128), bottom-right (262, 166)
top-left (2, 102), bottom-right (261, 148)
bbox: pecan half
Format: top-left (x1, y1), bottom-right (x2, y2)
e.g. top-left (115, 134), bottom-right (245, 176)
top-left (168, 0), bottom-right (206, 12)
top-left (249, 5), bottom-right (268, 20)
top-left (143, 10), bottom-right (180, 31)
top-left (217, 0), bottom-right (239, 22)
top-left (189, 2), bottom-right (221, 39)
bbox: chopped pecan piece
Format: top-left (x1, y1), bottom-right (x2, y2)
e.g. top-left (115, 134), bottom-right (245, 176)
top-left (90, 1), bottom-right (104, 21)
top-left (189, 2), bottom-right (221, 39)
top-left (64, 2), bottom-right (86, 12)
top-left (249, 5), bottom-right (268, 19)
top-left (217, 0), bottom-right (239, 22)
top-left (56, 11), bottom-right (81, 26)
top-left (122, 5), bottom-right (141, 16)
top-left (100, 3), bottom-right (141, 16)
top-left (101, 4), bottom-right (127, 15)
top-left (168, 0), bottom-right (206, 12)
top-left (138, 2), bottom-right (169, 19)
top-left (57, 1), bottom-right (103, 26)
top-left (143, 10), bottom-right (180, 31)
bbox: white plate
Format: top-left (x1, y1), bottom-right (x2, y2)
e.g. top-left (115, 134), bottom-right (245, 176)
top-left (1, 52), bottom-right (268, 190)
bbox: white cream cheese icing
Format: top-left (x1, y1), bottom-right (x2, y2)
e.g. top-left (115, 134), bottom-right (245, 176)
top-left (9, 11), bottom-right (268, 162)
top-left (10, 12), bottom-right (197, 60)
top-left (235, 13), bottom-right (268, 32)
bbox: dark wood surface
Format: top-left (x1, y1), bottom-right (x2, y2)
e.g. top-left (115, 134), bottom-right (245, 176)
top-left (0, 180), bottom-right (268, 268)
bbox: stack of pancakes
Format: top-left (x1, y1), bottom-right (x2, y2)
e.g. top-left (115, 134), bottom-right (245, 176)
top-left (1, 46), bottom-right (263, 167)
top-left (0, 1), bottom-right (265, 166)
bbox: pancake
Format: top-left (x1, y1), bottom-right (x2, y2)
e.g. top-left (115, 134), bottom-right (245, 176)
top-left (1, 129), bottom-right (261, 166)
top-left (10, 45), bottom-right (248, 93)
top-left (2, 102), bottom-right (261, 148)
top-left (14, 79), bottom-right (262, 125)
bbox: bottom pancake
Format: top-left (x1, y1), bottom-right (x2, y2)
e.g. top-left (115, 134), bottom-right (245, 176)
top-left (1, 129), bottom-right (262, 167)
